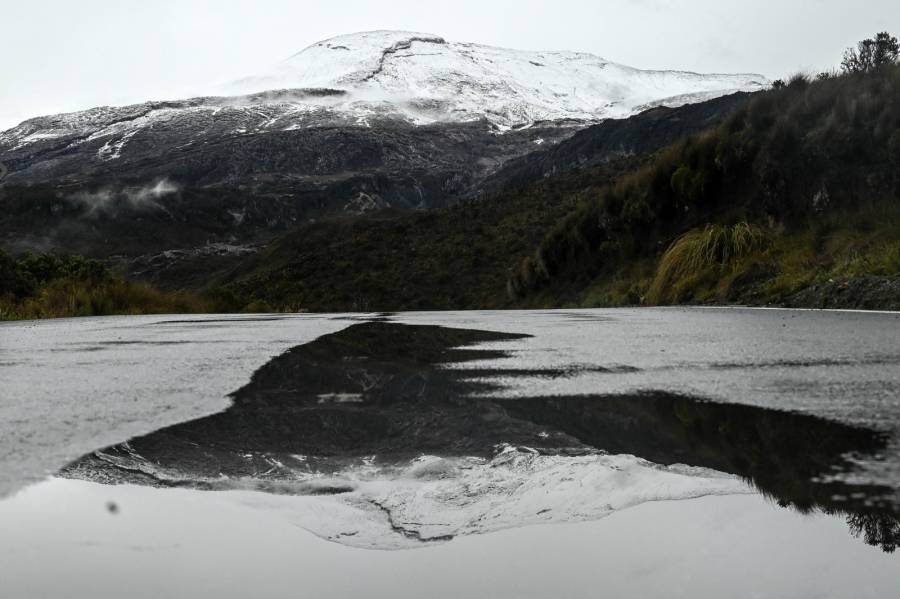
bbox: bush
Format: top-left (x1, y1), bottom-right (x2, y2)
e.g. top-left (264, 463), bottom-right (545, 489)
top-left (647, 223), bottom-right (770, 304)
top-left (842, 32), bottom-right (899, 74)
top-left (0, 251), bottom-right (35, 299)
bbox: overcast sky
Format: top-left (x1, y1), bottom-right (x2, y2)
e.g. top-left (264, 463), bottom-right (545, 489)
top-left (2, 0), bottom-right (899, 130)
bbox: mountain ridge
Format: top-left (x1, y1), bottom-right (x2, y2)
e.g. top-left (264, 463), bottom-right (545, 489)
top-left (2, 30), bottom-right (768, 145)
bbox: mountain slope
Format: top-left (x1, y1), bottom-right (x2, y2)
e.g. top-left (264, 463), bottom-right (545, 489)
top-left (209, 95), bottom-right (756, 310)
top-left (215, 69), bottom-right (900, 312)
top-left (480, 92), bottom-right (755, 194)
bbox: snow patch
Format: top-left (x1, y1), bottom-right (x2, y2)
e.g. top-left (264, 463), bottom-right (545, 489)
top-left (97, 129), bottom-right (139, 161)
top-left (9, 131), bottom-right (66, 151)
top-left (221, 30), bottom-right (769, 129)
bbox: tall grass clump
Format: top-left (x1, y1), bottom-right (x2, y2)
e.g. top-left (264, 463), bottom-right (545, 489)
top-left (647, 223), bottom-right (769, 304)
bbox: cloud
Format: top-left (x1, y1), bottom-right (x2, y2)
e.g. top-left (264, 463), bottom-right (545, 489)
top-left (68, 179), bottom-right (179, 218)
top-left (125, 179), bottom-right (179, 207)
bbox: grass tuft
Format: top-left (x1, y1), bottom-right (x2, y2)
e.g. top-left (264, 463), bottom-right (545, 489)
top-left (647, 223), bottom-right (769, 304)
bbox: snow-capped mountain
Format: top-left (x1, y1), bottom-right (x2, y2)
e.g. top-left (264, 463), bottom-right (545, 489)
top-left (226, 30), bottom-right (767, 128)
top-left (0, 31), bottom-right (766, 261)
top-left (0, 31), bottom-right (767, 164)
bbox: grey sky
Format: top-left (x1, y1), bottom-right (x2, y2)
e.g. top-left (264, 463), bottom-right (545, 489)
top-left (2, 0), bottom-right (898, 130)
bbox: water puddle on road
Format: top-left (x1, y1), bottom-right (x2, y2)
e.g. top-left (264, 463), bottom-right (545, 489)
top-left (56, 322), bottom-right (898, 553)
top-left (2, 320), bottom-right (899, 598)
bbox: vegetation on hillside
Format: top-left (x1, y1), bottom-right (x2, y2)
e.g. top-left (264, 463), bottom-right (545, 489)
top-left (509, 51), bottom-right (900, 307)
top-left (221, 158), bottom-right (644, 311)
top-left (576, 205), bottom-right (900, 309)
top-left (0, 252), bottom-right (225, 320)
top-left (842, 31), bottom-right (899, 75)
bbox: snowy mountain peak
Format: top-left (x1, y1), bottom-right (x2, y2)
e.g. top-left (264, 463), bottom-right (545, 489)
top-left (288, 31), bottom-right (450, 84)
top-left (224, 30), bottom-right (768, 128)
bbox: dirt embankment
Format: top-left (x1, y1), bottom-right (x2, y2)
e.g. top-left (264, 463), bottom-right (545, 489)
top-left (784, 277), bottom-right (900, 311)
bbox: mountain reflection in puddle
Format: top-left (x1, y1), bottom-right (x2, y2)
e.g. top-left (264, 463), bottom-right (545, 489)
top-left (62, 322), bottom-right (899, 552)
